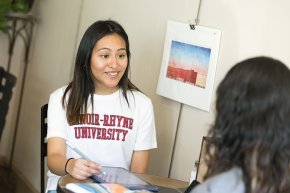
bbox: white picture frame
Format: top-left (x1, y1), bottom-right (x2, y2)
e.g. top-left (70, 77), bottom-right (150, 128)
top-left (156, 20), bottom-right (221, 111)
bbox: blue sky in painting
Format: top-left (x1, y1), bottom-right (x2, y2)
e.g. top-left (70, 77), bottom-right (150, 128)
top-left (169, 40), bottom-right (211, 69)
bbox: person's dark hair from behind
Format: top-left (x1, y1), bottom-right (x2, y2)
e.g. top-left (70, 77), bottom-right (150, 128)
top-left (62, 20), bottom-right (139, 125)
top-left (205, 56), bottom-right (290, 193)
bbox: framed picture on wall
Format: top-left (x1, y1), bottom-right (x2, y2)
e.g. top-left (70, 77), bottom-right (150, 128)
top-left (156, 20), bottom-right (221, 111)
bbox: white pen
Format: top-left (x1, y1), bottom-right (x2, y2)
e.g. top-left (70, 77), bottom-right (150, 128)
top-left (65, 141), bottom-right (107, 175)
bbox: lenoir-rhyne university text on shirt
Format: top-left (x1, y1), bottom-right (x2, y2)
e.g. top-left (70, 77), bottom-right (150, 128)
top-left (74, 113), bottom-right (133, 141)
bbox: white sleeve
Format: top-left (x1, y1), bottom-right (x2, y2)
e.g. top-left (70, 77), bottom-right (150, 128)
top-left (47, 87), bottom-right (68, 140)
top-left (134, 97), bottom-right (157, 151)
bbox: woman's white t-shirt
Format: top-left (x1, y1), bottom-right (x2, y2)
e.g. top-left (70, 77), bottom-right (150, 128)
top-left (46, 87), bottom-right (157, 191)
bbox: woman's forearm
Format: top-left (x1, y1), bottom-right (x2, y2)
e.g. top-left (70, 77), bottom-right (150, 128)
top-left (130, 150), bottom-right (150, 173)
top-left (47, 153), bottom-right (68, 176)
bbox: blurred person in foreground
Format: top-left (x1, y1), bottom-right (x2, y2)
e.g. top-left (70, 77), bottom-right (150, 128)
top-left (191, 56), bottom-right (290, 193)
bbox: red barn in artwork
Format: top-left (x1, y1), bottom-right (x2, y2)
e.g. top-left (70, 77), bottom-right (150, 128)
top-left (166, 66), bottom-right (197, 85)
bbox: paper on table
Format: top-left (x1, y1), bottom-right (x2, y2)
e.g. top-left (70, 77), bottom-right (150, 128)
top-left (66, 183), bottom-right (134, 193)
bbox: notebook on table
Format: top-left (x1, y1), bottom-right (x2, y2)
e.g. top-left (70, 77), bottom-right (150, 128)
top-left (90, 166), bottom-right (159, 192)
top-left (90, 166), bottom-right (201, 193)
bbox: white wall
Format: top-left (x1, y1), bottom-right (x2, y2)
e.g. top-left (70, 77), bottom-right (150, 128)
top-left (1, 0), bottom-right (290, 191)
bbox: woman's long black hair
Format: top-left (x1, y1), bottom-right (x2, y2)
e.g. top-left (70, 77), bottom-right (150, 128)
top-left (205, 56), bottom-right (290, 193)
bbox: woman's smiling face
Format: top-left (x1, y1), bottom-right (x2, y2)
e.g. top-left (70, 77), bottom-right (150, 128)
top-left (90, 33), bottom-right (128, 95)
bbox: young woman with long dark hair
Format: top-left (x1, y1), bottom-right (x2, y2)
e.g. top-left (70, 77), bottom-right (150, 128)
top-left (191, 57), bottom-right (290, 193)
top-left (46, 20), bottom-right (157, 192)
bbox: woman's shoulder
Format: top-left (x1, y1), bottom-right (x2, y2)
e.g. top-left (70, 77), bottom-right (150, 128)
top-left (191, 167), bottom-right (245, 193)
top-left (128, 90), bottom-right (152, 104)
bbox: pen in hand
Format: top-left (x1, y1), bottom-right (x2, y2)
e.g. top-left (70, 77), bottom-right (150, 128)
top-left (65, 141), bottom-right (107, 175)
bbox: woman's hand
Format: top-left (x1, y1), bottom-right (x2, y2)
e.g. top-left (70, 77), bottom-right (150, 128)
top-left (47, 137), bottom-right (102, 180)
top-left (66, 158), bottom-right (102, 180)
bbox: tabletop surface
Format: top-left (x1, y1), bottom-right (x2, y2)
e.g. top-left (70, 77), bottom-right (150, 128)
top-left (58, 173), bottom-right (189, 193)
